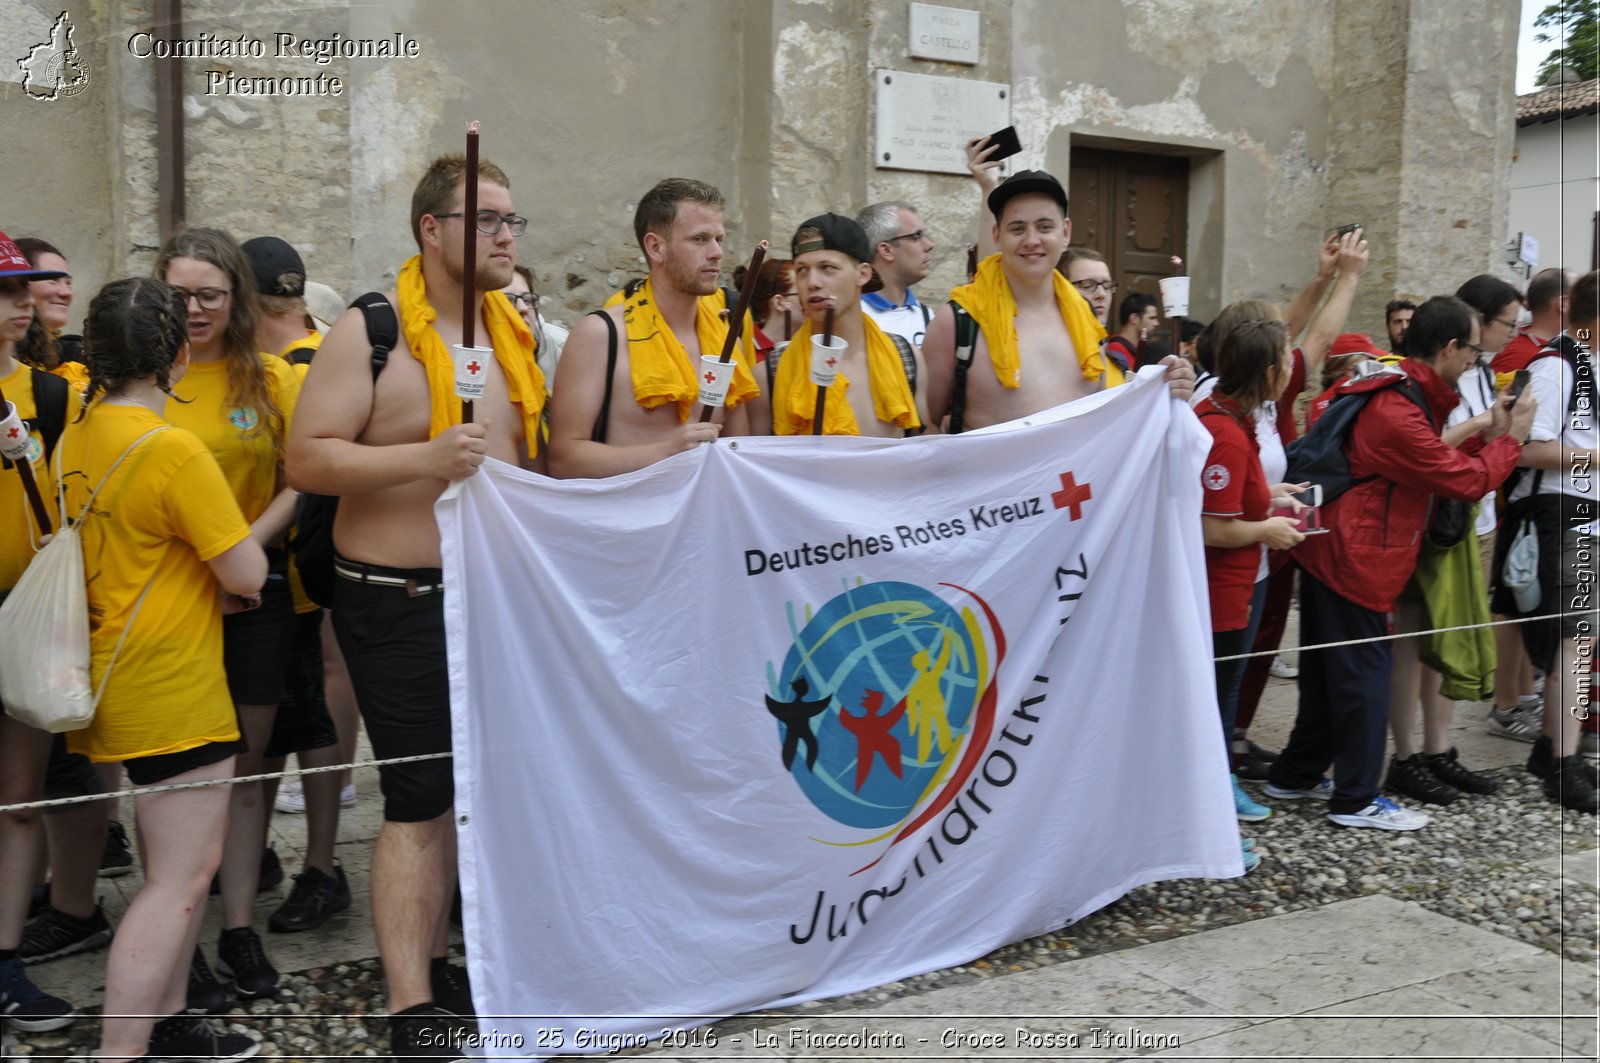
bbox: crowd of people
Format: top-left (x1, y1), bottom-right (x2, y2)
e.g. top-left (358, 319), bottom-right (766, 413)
top-left (0, 132), bottom-right (1595, 1063)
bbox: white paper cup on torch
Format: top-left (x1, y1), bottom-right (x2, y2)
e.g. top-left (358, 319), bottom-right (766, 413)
top-left (698, 356), bottom-right (736, 408)
top-left (1158, 276), bottom-right (1190, 318)
top-left (0, 402), bottom-right (30, 463)
top-left (451, 344), bottom-right (492, 401)
top-left (810, 334), bottom-right (846, 387)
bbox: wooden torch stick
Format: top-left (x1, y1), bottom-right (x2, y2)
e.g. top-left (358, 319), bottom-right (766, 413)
top-left (696, 241), bottom-right (769, 423)
top-left (1168, 254), bottom-right (1185, 372)
top-left (461, 120), bottom-right (480, 423)
top-left (811, 305), bottom-right (835, 436)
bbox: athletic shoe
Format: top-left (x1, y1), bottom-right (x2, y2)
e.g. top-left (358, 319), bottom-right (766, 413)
top-left (1488, 702), bottom-right (1542, 743)
top-left (390, 1005), bottom-right (469, 1062)
top-left (1264, 776), bottom-right (1334, 801)
top-left (268, 864), bottom-right (351, 933)
top-left (1240, 843), bottom-right (1261, 874)
top-left (147, 1011), bottom-right (260, 1063)
top-left (25, 884), bottom-right (48, 923)
top-left (0, 957), bottom-right (75, 1032)
top-left (186, 947), bottom-right (230, 1016)
top-left (1384, 754), bottom-right (1459, 806)
top-left (20, 902), bottom-right (112, 965)
top-left (1232, 775), bottom-right (1271, 822)
top-left (1268, 655), bottom-right (1298, 679)
top-left (272, 779), bottom-right (306, 814)
top-left (430, 958), bottom-right (475, 1020)
top-left (341, 782), bottom-right (357, 808)
top-left (1424, 747), bottom-right (1501, 795)
top-left (1327, 795), bottom-right (1430, 831)
top-left (1528, 734), bottom-right (1554, 779)
top-left (98, 819), bottom-right (135, 878)
top-left (1543, 754), bottom-right (1600, 813)
top-left (216, 928), bottom-right (281, 1000)
top-left (209, 846), bottom-right (284, 897)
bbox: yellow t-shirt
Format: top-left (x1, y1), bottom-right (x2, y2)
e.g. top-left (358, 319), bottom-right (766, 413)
top-left (277, 331), bottom-right (322, 382)
top-left (60, 403), bottom-right (251, 762)
top-left (0, 362), bottom-right (82, 593)
top-left (52, 360), bottom-right (90, 395)
top-left (166, 353), bottom-right (300, 526)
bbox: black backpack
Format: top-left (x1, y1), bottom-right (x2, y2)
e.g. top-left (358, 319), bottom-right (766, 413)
top-left (1283, 371), bottom-right (1433, 504)
top-left (1, 369), bottom-right (68, 474)
top-left (291, 293), bottom-right (397, 608)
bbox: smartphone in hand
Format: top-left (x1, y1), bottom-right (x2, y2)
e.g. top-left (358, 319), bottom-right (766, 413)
top-left (1508, 369), bottom-right (1531, 407)
top-left (981, 125), bottom-right (1022, 162)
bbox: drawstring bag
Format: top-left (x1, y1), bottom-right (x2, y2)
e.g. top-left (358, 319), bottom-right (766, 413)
top-left (0, 427), bottom-right (166, 732)
top-left (1502, 515), bottom-right (1541, 614)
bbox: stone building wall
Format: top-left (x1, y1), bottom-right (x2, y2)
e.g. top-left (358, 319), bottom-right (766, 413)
top-left (1, 0), bottom-right (1517, 339)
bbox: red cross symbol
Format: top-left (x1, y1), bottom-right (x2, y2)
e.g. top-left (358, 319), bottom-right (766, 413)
top-left (1203, 467), bottom-right (1228, 490)
top-left (704, 370), bottom-right (717, 383)
top-left (1051, 471), bottom-right (1092, 520)
top-left (466, 360), bottom-right (482, 375)
top-left (825, 357), bottom-right (837, 368)
top-left (4, 426), bottom-right (18, 440)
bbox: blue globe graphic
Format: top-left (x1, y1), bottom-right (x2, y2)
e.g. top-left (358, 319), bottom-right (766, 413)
top-left (770, 581), bottom-right (983, 829)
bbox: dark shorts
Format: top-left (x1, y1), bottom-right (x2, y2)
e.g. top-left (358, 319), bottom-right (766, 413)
top-left (1493, 493), bottom-right (1597, 671)
top-left (331, 556), bottom-right (451, 823)
top-left (124, 740), bottom-right (240, 787)
top-left (42, 733), bottom-right (105, 814)
top-left (223, 570), bottom-right (297, 707)
top-left (265, 609), bottom-right (338, 759)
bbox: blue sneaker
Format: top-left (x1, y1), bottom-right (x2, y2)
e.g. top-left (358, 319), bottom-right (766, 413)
top-left (1265, 776), bottom-right (1335, 801)
top-left (0, 956), bottom-right (75, 1032)
top-left (1240, 843), bottom-right (1261, 873)
top-left (1233, 775), bottom-right (1271, 821)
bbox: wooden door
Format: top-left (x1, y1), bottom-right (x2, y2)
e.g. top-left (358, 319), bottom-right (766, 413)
top-left (1068, 148), bottom-right (1189, 319)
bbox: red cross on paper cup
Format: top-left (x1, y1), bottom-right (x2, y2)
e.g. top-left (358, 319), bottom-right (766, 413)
top-left (0, 402), bottom-right (27, 461)
top-left (698, 356), bottom-right (735, 408)
top-left (451, 343), bottom-right (490, 401)
top-left (809, 334), bottom-right (845, 387)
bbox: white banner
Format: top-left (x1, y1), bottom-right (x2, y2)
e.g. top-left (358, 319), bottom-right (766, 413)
top-left (440, 370), bottom-right (1240, 1057)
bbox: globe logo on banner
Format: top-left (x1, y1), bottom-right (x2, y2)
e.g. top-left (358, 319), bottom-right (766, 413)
top-left (765, 580), bottom-right (1004, 846)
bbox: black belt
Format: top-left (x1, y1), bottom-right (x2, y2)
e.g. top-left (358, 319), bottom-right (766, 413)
top-left (333, 557), bottom-right (445, 597)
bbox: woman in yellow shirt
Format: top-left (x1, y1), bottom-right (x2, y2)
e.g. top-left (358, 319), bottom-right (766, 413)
top-left (62, 276), bottom-right (266, 1061)
top-left (156, 229), bottom-right (300, 1003)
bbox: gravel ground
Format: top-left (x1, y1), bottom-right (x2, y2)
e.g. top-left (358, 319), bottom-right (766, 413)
top-left (8, 768), bottom-right (1596, 1061)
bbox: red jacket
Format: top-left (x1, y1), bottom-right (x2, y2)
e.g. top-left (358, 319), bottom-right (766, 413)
top-left (1293, 360), bottom-right (1521, 613)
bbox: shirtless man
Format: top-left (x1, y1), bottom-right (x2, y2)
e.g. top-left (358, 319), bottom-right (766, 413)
top-left (548, 178), bottom-right (760, 476)
top-left (771, 213), bottom-right (929, 437)
top-left (286, 154), bottom-right (544, 1058)
top-left (924, 170), bottom-right (1194, 431)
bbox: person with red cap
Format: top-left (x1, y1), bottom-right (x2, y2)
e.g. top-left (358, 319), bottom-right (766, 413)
top-left (0, 230), bottom-right (81, 1037)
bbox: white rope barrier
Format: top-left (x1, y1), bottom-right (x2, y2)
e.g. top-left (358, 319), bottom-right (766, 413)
top-left (0, 611), bottom-right (1592, 814)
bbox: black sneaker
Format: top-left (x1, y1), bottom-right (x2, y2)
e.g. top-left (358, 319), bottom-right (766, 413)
top-left (25, 884), bottom-right (48, 923)
top-left (1528, 734), bottom-right (1554, 778)
top-left (1543, 754), bottom-right (1600, 813)
top-left (98, 819), bottom-right (135, 878)
top-left (1384, 754), bottom-right (1459, 806)
top-left (390, 1005), bottom-right (469, 1062)
top-left (216, 928), bottom-right (281, 1000)
top-left (1424, 747), bottom-right (1500, 795)
top-left (0, 956), bottom-right (75, 1032)
top-left (187, 947), bottom-right (230, 1016)
top-left (430, 958), bottom-right (475, 1020)
top-left (267, 864), bottom-right (351, 933)
top-left (209, 846), bottom-right (284, 897)
top-left (148, 1011), bottom-right (260, 1062)
top-left (20, 902), bottom-right (113, 965)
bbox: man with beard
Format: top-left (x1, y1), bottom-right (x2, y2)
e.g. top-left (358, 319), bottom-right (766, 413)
top-left (548, 178), bottom-right (762, 475)
top-left (287, 153), bottom-right (546, 1058)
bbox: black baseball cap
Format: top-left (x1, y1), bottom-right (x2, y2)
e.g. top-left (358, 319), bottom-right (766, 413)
top-left (792, 213), bottom-right (884, 293)
top-left (987, 170), bottom-right (1069, 221)
top-left (242, 236), bottom-right (306, 297)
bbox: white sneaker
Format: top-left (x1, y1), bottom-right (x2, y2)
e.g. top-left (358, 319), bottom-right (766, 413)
top-left (1327, 795), bottom-right (1429, 831)
top-left (340, 783), bottom-right (356, 809)
top-left (1268, 655), bottom-right (1298, 679)
top-left (273, 780), bottom-right (306, 814)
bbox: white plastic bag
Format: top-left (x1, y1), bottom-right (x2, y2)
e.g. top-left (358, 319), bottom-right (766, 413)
top-left (0, 426), bottom-right (167, 732)
top-left (1503, 516), bottom-right (1541, 614)
top-left (0, 526), bottom-right (94, 731)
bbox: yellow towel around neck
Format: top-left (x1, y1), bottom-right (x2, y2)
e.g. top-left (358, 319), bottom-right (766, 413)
top-left (949, 253), bottom-right (1118, 390)
top-left (773, 316), bottom-right (920, 435)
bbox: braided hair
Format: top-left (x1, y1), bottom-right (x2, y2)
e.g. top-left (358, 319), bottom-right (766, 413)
top-left (78, 278), bottom-right (189, 418)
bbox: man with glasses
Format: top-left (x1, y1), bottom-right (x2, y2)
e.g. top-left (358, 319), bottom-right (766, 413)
top-left (1060, 248), bottom-right (1116, 327)
top-left (287, 153), bottom-right (546, 1060)
top-left (856, 201), bottom-right (935, 348)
